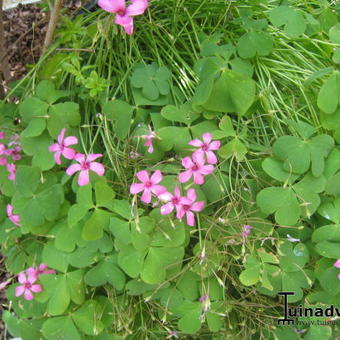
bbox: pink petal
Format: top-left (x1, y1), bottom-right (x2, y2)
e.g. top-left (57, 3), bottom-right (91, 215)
top-left (178, 170), bottom-right (192, 183)
top-left (186, 211), bottom-right (195, 226)
top-left (0, 132), bottom-right (5, 139)
top-left (151, 170), bottom-right (162, 184)
top-left (130, 183), bottom-right (145, 194)
top-left (30, 284), bottom-right (42, 293)
top-left (0, 157), bottom-right (7, 166)
top-left (200, 165), bottom-right (214, 175)
top-left (63, 136), bottom-right (78, 146)
top-left (15, 285), bottom-right (25, 297)
top-left (86, 153), bottom-right (103, 162)
top-left (161, 202), bottom-right (174, 215)
top-left (54, 151), bottom-right (62, 165)
top-left (27, 273), bottom-right (38, 284)
top-left (186, 188), bottom-right (196, 202)
top-left (78, 170), bottom-right (90, 186)
top-left (57, 128), bottom-right (66, 144)
top-left (191, 201), bottom-right (204, 212)
top-left (74, 153), bottom-right (86, 163)
top-left (115, 14), bottom-right (134, 35)
top-left (6, 204), bottom-right (13, 217)
top-left (141, 189), bottom-right (152, 203)
top-left (202, 133), bottom-right (212, 144)
top-left (209, 141), bottom-right (221, 151)
top-left (174, 186), bottom-right (181, 198)
top-left (206, 151), bottom-right (218, 164)
top-left (193, 172), bottom-right (204, 185)
top-left (66, 163), bottom-right (82, 176)
top-left (26, 267), bottom-right (37, 278)
top-left (188, 139), bottom-right (203, 147)
top-left (49, 143), bottom-right (60, 152)
top-left (192, 151), bottom-right (205, 166)
top-left (182, 157), bottom-right (194, 169)
top-left (43, 269), bottom-right (56, 275)
top-left (334, 259), bottom-right (340, 268)
top-left (126, 0), bottom-right (148, 16)
top-left (147, 144), bottom-right (154, 153)
top-left (98, 0), bottom-right (125, 13)
top-left (158, 191), bottom-right (173, 201)
top-left (151, 185), bottom-right (167, 196)
top-left (18, 273), bottom-right (26, 284)
top-left (10, 215), bottom-right (21, 227)
top-left (62, 147), bottom-right (76, 160)
top-left (136, 170), bottom-right (149, 183)
top-left (0, 279), bottom-right (11, 290)
top-left (23, 289), bottom-right (34, 300)
top-left (89, 162), bottom-right (105, 176)
top-left (176, 206), bottom-right (185, 220)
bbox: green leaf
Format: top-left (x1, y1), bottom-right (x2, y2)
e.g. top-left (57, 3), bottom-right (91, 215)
top-left (109, 217), bottom-right (131, 245)
top-left (218, 138), bottom-right (247, 161)
top-left (68, 204), bottom-right (89, 227)
top-left (237, 31), bottom-right (273, 58)
top-left (95, 181), bottom-right (115, 207)
top-left (329, 23), bottom-right (340, 44)
top-left (42, 241), bottom-right (69, 272)
top-left (317, 72), bottom-right (340, 114)
top-left (161, 103), bottom-right (200, 125)
top-left (141, 247), bottom-right (184, 284)
top-left (42, 317), bottom-right (81, 340)
top-left (304, 325), bottom-right (332, 340)
top-left (40, 275), bottom-right (70, 315)
top-left (21, 118), bottom-right (46, 138)
top-left (312, 224), bottom-right (340, 258)
top-left (177, 301), bottom-right (202, 334)
top-left (35, 80), bottom-right (69, 104)
top-left (269, 6), bottom-right (306, 37)
top-left (256, 187), bottom-right (300, 226)
top-left (117, 244), bottom-right (145, 278)
top-left (72, 300), bottom-right (104, 336)
top-left (318, 196), bottom-right (340, 224)
top-left (15, 165), bottom-right (41, 197)
top-left (199, 70), bottom-right (256, 116)
top-left (103, 100), bottom-right (134, 139)
top-left (239, 255), bottom-right (261, 286)
top-left (67, 269), bottom-right (85, 304)
top-left (55, 220), bottom-right (82, 252)
top-left (177, 271), bottom-right (200, 301)
top-left (19, 97), bottom-right (49, 125)
top-left (82, 209), bottom-right (110, 241)
top-left (47, 102), bottom-right (80, 138)
top-left (84, 256), bottom-right (126, 289)
top-left (206, 312), bottom-right (222, 332)
top-left (262, 158), bottom-right (299, 184)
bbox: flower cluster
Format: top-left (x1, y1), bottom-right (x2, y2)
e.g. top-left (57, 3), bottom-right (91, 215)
top-left (49, 128), bottom-right (105, 186)
top-left (130, 132), bottom-right (220, 226)
top-left (0, 132), bottom-right (22, 181)
top-left (15, 264), bottom-right (55, 301)
top-left (98, 0), bottom-right (149, 35)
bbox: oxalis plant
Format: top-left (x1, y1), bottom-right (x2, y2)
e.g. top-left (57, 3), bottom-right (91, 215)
top-left (1, 1), bottom-right (340, 340)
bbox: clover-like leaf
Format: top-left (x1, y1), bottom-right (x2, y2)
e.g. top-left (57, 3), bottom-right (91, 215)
top-left (237, 31), bottom-right (273, 58)
top-left (317, 72), bottom-right (340, 114)
top-left (269, 6), bottom-right (306, 38)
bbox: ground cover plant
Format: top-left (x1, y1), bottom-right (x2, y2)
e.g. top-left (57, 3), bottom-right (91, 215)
top-left (1, 0), bottom-right (340, 339)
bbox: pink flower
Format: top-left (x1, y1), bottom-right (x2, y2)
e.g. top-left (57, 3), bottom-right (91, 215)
top-left (130, 170), bottom-right (167, 203)
top-left (7, 204), bottom-right (21, 227)
top-left (142, 131), bottom-right (156, 153)
top-left (242, 225), bottom-right (252, 238)
top-left (0, 157), bottom-right (7, 166)
top-left (0, 144), bottom-right (6, 155)
top-left (0, 279), bottom-right (11, 290)
top-left (98, 0), bottom-right (149, 35)
top-left (0, 132), bottom-right (5, 139)
top-left (188, 133), bottom-right (221, 164)
top-left (26, 264), bottom-right (56, 280)
top-left (6, 163), bottom-right (16, 181)
top-left (334, 259), bottom-right (340, 268)
top-left (178, 152), bottom-right (214, 185)
top-left (8, 134), bottom-right (20, 147)
top-left (49, 128), bottom-right (78, 165)
top-left (5, 146), bottom-right (22, 161)
top-left (66, 153), bottom-right (105, 186)
top-left (15, 272), bottom-right (42, 301)
top-left (176, 188), bottom-right (204, 226)
top-left (159, 186), bottom-right (183, 215)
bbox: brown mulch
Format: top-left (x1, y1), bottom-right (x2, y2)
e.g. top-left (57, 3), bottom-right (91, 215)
top-left (3, 3), bottom-right (48, 81)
